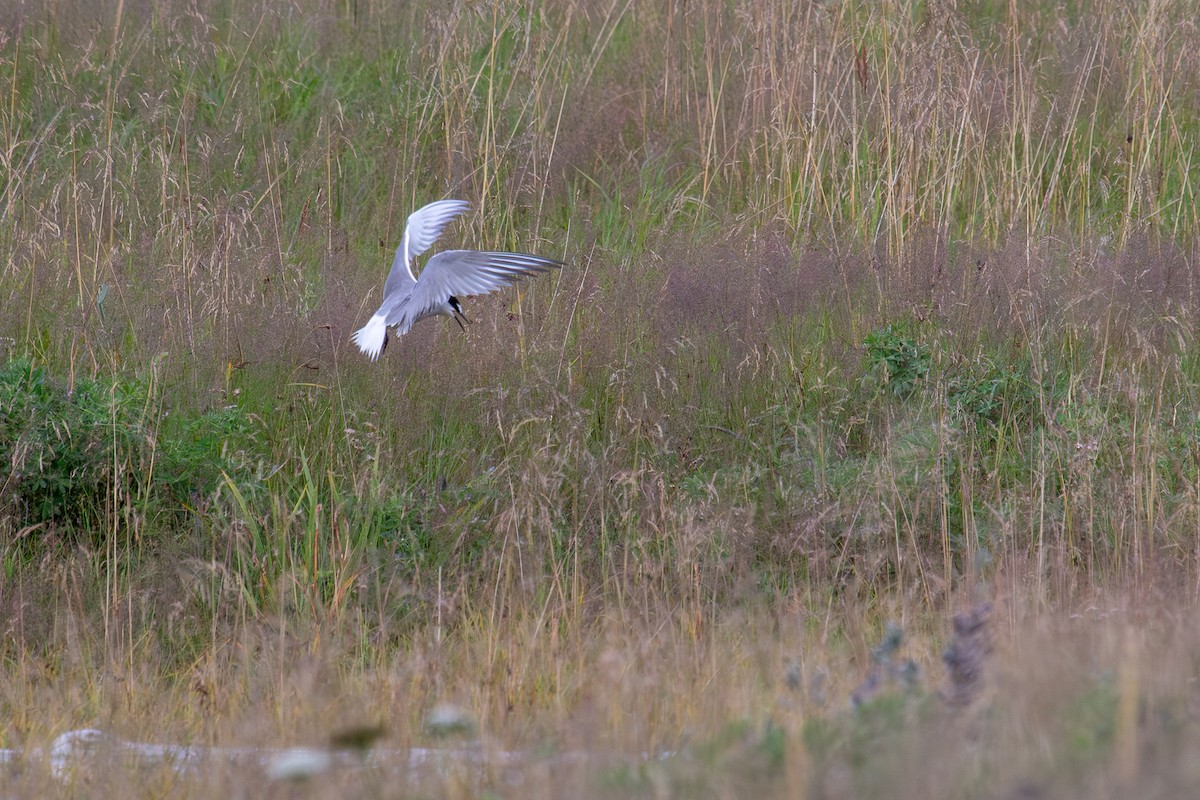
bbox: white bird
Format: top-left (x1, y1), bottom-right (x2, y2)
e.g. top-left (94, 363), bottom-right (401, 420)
top-left (352, 200), bottom-right (563, 360)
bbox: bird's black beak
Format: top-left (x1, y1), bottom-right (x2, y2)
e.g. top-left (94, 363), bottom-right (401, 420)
top-left (449, 296), bottom-right (472, 332)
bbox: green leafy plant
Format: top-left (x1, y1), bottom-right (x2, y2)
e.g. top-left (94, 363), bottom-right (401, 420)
top-left (863, 324), bottom-right (931, 398)
top-left (0, 358), bottom-right (260, 539)
top-left (0, 358), bottom-right (147, 526)
top-left (946, 358), bottom-right (1037, 436)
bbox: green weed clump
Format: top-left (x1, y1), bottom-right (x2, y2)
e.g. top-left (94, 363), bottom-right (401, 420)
top-left (862, 323), bottom-right (931, 398)
top-left (0, 357), bottom-right (258, 541)
top-left (0, 358), bottom-right (141, 526)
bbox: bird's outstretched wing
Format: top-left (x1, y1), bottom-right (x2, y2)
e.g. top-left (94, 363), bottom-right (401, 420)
top-left (383, 199), bottom-right (472, 297)
top-left (386, 250), bottom-right (563, 333)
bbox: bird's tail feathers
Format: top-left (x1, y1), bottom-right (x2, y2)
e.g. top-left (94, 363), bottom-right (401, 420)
top-left (351, 315), bottom-right (388, 361)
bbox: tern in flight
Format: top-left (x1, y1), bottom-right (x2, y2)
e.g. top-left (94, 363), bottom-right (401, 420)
top-left (352, 199), bottom-right (563, 360)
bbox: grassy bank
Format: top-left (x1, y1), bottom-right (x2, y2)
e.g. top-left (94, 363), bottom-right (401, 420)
top-left (2, 0), bottom-right (1200, 796)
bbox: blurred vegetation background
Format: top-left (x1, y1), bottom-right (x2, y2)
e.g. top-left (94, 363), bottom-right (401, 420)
top-left (2, 1), bottom-right (1200, 795)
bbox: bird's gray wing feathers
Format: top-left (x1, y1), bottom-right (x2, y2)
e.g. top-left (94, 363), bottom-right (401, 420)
top-left (383, 199), bottom-right (472, 297)
top-left (386, 250), bottom-right (563, 329)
